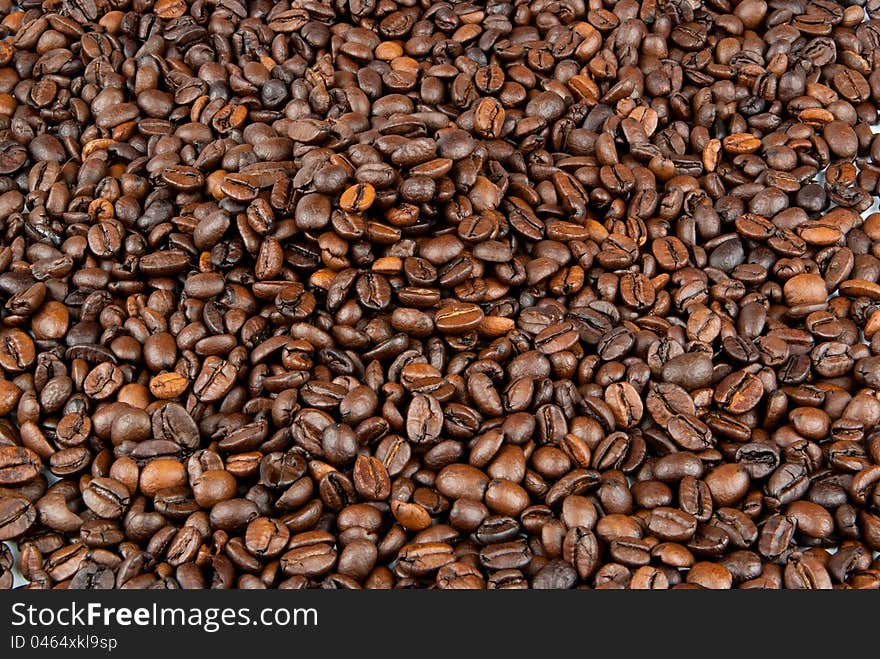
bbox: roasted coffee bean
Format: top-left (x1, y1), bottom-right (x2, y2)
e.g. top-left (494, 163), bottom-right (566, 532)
top-left (82, 478), bottom-right (130, 520)
top-left (69, 563), bottom-right (116, 590)
top-left (647, 508), bottom-right (698, 542)
top-left (0, 496), bottom-right (37, 540)
top-left (353, 455), bottom-right (391, 501)
top-left (714, 371), bottom-right (764, 414)
top-left (0, 329), bottom-right (35, 372)
top-left (245, 517), bottom-right (290, 559)
top-left (435, 303), bottom-right (484, 334)
top-left (152, 403), bottom-right (200, 449)
top-left (397, 543), bottom-right (455, 576)
top-left (759, 515), bottom-right (797, 562)
top-left (406, 394), bottom-right (443, 445)
top-left (784, 552), bottom-right (833, 590)
top-left (0, 446), bottom-right (42, 486)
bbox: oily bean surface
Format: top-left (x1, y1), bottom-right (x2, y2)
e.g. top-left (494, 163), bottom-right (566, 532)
top-left (1, 0), bottom-right (880, 591)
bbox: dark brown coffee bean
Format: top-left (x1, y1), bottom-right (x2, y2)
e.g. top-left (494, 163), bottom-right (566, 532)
top-left (0, 446), bottom-right (41, 485)
top-left (82, 478), bottom-right (130, 519)
top-left (435, 303), bottom-right (484, 334)
top-left (647, 507), bottom-right (698, 542)
top-left (353, 455), bottom-right (391, 501)
top-left (162, 165), bottom-right (204, 192)
top-left (473, 98), bottom-right (505, 139)
top-left (713, 371), bottom-right (764, 414)
top-left (0, 495), bottom-right (37, 540)
top-left (0, 329), bottom-right (35, 372)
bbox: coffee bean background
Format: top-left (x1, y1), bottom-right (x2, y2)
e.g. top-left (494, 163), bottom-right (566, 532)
top-left (1, 0), bottom-right (880, 589)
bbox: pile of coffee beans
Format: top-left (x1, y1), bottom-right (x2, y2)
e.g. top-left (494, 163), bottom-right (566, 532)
top-left (1, 0), bottom-right (880, 590)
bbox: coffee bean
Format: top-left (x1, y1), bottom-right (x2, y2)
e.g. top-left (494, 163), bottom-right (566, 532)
top-left (473, 98), bottom-right (505, 139)
top-left (434, 303), bottom-right (484, 334)
top-left (713, 371), bottom-right (764, 414)
top-left (397, 543), bottom-right (455, 576)
top-left (82, 478), bottom-right (130, 519)
top-left (784, 552), bottom-right (833, 590)
top-left (784, 274), bottom-right (828, 306)
top-left (604, 382), bottom-right (643, 429)
top-left (687, 562), bottom-right (733, 590)
top-left (339, 184), bottom-right (376, 213)
top-left (162, 165), bottom-right (204, 192)
top-left (353, 455), bottom-right (391, 501)
top-left (0, 496), bottom-right (37, 540)
top-left (0, 329), bottom-right (35, 372)
top-left (281, 541), bottom-right (337, 578)
top-left (647, 508), bottom-right (698, 542)
top-left (0, 446), bottom-right (41, 486)
top-left (661, 353), bottom-right (714, 389)
top-left (245, 517), bottom-right (290, 558)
